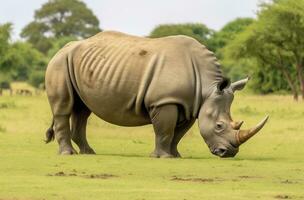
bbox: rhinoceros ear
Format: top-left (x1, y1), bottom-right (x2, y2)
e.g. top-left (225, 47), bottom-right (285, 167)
top-left (231, 77), bottom-right (250, 92)
top-left (217, 77), bottom-right (231, 92)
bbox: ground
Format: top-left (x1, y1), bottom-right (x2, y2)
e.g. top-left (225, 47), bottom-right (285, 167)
top-left (0, 85), bottom-right (303, 200)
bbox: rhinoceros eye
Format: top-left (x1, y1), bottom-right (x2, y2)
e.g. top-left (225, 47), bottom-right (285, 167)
top-left (215, 121), bottom-right (226, 133)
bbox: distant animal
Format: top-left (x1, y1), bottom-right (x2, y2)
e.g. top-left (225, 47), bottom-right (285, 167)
top-left (16, 89), bottom-right (32, 96)
top-left (45, 31), bottom-right (268, 158)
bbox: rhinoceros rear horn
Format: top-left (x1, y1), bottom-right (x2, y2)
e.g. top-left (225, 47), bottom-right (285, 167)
top-left (236, 116), bottom-right (269, 145)
top-left (231, 121), bottom-right (244, 130)
top-left (231, 77), bottom-right (250, 92)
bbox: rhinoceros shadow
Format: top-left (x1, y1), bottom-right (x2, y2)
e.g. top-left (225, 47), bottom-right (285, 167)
top-left (95, 153), bottom-right (278, 161)
top-left (233, 157), bottom-right (279, 161)
top-left (94, 153), bottom-right (217, 160)
top-left (96, 153), bottom-right (148, 158)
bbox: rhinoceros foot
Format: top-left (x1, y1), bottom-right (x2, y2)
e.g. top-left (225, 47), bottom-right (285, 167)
top-left (79, 147), bottom-right (96, 154)
top-left (171, 149), bottom-right (182, 158)
top-left (150, 150), bottom-right (175, 158)
top-left (59, 147), bottom-right (78, 155)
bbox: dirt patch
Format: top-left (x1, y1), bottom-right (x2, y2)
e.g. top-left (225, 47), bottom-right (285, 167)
top-left (0, 198), bottom-right (46, 200)
top-left (139, 50), bottom-right (148, 56)
top-left (171, 176), bottom-right (221, 183)
top-left (47, 171), bottom-right (77, 177)
top-left (281, 179), bottom-right (298, 184)
top-left (85, 174), bottom-right (118, 179)
top-left (171, 175), bottom-right (266, 183)
top-left (274, 194), bottom-right (292, 199)
top-left (47, 171), bottom-right (117, 179)
top-left (238, 175), bottom-right (262, 179)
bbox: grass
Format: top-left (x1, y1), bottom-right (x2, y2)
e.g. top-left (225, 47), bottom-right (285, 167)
top-left (0, 91), bottom-right (303, 200)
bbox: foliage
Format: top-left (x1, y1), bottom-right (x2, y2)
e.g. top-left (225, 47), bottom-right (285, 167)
top-left (224, 0), bottom-right (304, 99)
top-left (208, 18), bottom-right (255, 81)
top-left (0, 81), bottom-right (11, 89)
top-left (150, 23), bottom-right (214, 46)
top-left (28, 70), bottom-right (45, 88)
top-left (47, 36), bottom-right (76, 58)
top-left (0, 23), bottom-right (13, 72)
top-left (0, 23), bottom-right (46, 87)
top-left (21, 0), bottom-right (101, 53)
top-left (208, 18), bottom-right (254, 54)
top-left (221, 57), bottom-right (257, 82)
top-left (0, 24), bottom-right (13, 90)
top-left (8, 42), bottom-right (46, 81)
top-left (0, 73), bottom-right (11, 89)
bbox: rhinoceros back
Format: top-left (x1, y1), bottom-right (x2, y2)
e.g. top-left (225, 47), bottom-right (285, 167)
top-left (67, 31), bottom-right (203, 126)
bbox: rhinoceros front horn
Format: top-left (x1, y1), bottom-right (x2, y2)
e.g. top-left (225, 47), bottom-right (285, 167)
top-left (236, 116), bottom-right (269, 145)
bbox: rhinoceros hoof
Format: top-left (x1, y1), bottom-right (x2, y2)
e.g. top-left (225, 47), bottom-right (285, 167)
top-left (150, 151), bottom-right (174, 158)
top-left (79, 148), bottom-right (96, 155)
top-left (59, 148), bottom-right (78, 155)
top-left (172, 151), bottom-right (182, 158)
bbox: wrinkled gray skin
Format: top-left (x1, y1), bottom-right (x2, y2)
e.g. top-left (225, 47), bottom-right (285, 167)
top-left (45, 31), bottom-right (268, 158)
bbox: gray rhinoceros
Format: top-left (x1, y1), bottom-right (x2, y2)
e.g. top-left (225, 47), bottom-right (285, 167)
top-left (45, 31), bottom-right (268, 158)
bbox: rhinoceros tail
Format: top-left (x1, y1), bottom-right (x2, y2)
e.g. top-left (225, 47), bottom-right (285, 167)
top-left (45, 119), bottom-right (55, 144)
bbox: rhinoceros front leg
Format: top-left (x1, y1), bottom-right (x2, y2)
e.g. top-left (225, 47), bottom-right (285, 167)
top-left (171, 119), bottom-right (196, 158)
top-left (149, 104), bottom-right (178, 158)
top-left (71, 104), bottom-right (95, 154)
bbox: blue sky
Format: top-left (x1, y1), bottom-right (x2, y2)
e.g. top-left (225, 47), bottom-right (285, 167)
top-left (0, 0), bottom-right (262, 39)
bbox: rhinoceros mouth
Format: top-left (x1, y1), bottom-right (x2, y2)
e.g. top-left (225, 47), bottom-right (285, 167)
top-left (210, 143), bottom-right (239, 158)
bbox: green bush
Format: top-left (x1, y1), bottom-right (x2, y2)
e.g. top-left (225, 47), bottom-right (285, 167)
top-left (29, 71), bottom-right (45, 89)
top-left (0, 80), bottom-right (11, 89)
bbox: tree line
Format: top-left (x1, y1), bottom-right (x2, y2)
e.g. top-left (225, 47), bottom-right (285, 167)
top-left (0, 0), bottom-right (101, 90)
top-left (0, 0), bottom-right (303, 100)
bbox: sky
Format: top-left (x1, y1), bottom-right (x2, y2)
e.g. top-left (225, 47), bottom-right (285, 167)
top-left (0, 0), bottom-right (262, 39)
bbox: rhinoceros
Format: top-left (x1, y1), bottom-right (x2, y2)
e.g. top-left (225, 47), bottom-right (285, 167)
top-left (45, 31), bottom-right (268, 158)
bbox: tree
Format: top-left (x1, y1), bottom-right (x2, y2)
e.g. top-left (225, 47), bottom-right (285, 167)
top-left (269, 0), bottom-right (304, 99)
top-left (7, 42), bottom-right (46, 81)
top-left (21, 0), bottom-right (101, 53)
top-left (224, 0), bottom-right (304, 100)
top-left (0, 23), bottom-right (13, 72)
top-left (208, 18), bottom-right (254, 56)
top-left (29, 70), bottom-right (45, 89)
top-left (1, 41), bottom-right (46, 82)
top-left (0, 23), bottom-right (13, 94)
top-left (150, 23), bottom-right (214, 46)
top-left (0, 23), bottom-right (14, 92)
top-left (207, 18), bottom-right (254, 81)
top-left (0, 23), bottom-right (46, 86)
top-left (47, 36), bottom-right (76, 58)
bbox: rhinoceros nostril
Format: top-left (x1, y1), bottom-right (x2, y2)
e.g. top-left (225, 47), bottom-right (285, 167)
top-left (213, 148), bottom-right (227, 157)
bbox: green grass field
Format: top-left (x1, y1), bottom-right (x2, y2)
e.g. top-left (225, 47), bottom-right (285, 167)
top-left (0, 89), bottom-right (303, 200)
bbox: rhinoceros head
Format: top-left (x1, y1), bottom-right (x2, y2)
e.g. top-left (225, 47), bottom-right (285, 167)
top-left (198, 77), bottom-right (268, 158)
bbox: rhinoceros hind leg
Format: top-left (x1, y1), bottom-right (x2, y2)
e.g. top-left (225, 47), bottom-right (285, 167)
top-left (71, 99), bottom-right (95, 154)
top-left (171, 119), bottom-right (196, 158)
top-left (45, 55), bottom-right (78, 155)
top-left (149, 104), bottom-right (178, 158)
top-left (53, 115), bottom-right (78, 155)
